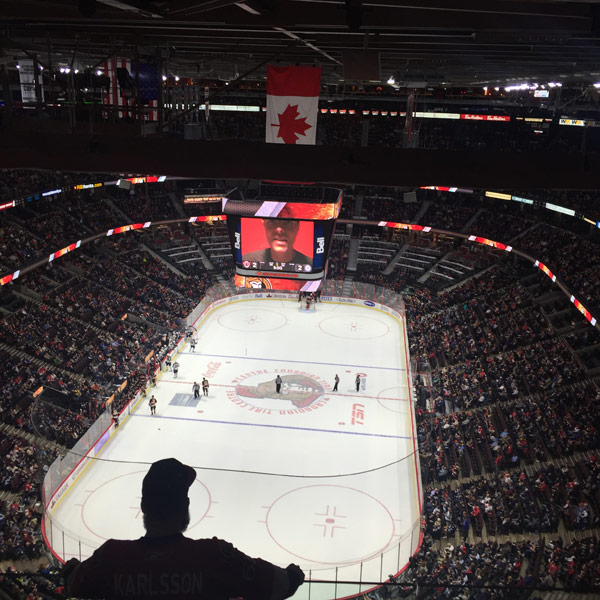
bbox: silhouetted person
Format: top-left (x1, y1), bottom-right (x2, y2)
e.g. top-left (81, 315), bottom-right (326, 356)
top-left (63, 458), bottom-right (305, 599)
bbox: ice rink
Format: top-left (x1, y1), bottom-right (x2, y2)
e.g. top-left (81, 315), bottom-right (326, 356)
top-left (49, 297), bottom-right (421, 597)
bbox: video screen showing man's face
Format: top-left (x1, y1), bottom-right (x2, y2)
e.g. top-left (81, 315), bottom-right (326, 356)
top-left (264, 219), bottom-right (299, 261)
top-left (240, 218), bottom-right (313, 272)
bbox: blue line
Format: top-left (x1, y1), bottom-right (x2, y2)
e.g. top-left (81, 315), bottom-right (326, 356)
top-left (179, 352), bottom-right (405, 372)
top-left (133, 413), bottom-right (411, 440)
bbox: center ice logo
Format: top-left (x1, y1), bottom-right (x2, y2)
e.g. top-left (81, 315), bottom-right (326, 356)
top-left (229, 371), bottom-right (329, 413)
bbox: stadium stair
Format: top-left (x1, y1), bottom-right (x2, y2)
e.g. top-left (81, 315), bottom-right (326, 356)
top-left (342, 274), bottom-right (355, 296)
top-left (0, 341), bottom-right (86, 384)
top-left (0, 421), bottom-right (66, 455)
top-left (382, 243), bottom-right (409, 275)
top-left (346, 237), bottom-right (360, 271)
top-left (140, 244), bottom-right (189, 277)
top-left (411, 200), bottom-right (431, 225)
top-left (460, 208), bottom-right (483, 232)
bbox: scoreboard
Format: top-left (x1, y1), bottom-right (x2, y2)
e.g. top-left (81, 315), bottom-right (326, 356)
top-left (224, 184), bottom-right (342, 291)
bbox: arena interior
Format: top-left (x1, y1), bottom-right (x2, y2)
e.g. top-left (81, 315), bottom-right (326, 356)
top-left (0, 1), bottom-right (600, 599)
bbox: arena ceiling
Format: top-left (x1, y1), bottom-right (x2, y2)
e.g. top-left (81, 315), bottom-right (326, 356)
top-left (2, 0), bottom-right (600, 88)
top-left (2, 0), bottom-right (600, 188)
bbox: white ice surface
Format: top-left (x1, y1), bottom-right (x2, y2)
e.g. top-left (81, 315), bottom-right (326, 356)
top-left (49, 299), bottom-right (421, 597)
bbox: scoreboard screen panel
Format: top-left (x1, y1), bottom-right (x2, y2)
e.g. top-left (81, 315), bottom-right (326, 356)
top-left (234, 274), bottom-right (324, 291)
top-left (223, 185), bottom-right (341, 284)
top-left (230, 217), bottom-right (332, 277)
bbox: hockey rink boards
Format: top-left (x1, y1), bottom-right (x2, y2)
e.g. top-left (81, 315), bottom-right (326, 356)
top-left (48, 297), bottom-right (421, 599)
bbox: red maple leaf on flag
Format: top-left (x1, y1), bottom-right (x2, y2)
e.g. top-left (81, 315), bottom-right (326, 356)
top-left (272, 104), bottom-right (312, 144)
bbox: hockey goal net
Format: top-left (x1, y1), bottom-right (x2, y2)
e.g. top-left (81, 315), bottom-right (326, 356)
top-left (299, 298), bottom-right (316, 312)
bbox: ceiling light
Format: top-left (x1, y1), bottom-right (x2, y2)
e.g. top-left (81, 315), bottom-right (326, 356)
top-left (387, 76), bottom-right (395, 85)
top-left (504, 83), bottom-right (530, 92)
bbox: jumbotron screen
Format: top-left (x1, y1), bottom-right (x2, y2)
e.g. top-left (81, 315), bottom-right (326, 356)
top-left (224, 185), bottom-right (341, 285)
top-left (234, 217), bottom-right (331, 276)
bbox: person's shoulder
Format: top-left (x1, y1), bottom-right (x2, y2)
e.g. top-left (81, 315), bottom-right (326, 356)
top-left (242, 248), bottom-right (269, 262)
top-left (184, 536), bottom-right (237, 556)
top-left (94, 538), bottom-right (139, 559)
top-left (292, 250), bottom-right (312, 264)
top-left (103, 538), bottom-right (137, 549)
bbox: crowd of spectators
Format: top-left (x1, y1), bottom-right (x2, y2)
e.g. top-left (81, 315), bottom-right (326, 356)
top-left (466, 206), bottom-right (535, 243)
top-left (0, 568), bottom-right (63, 599)
top-left (115, 239), bottom-right (215, 301)
top-left (418, 382), bottom-right (600, 481)
top-left (327, 235), bottom-right (350, 281)
top-left (0, 170), bottom-right (108, 203)
top-left (422, 407), bottom-right (600, 522)
top-left (418, 195), bottom-right (480, 232)
top-left (360, 192), bottom-right (423, 223)
top-left (68, 189), bottom-right (128, 232)
top-left (398, 244), bottom-right (600, 595)
top-left (0, 498), bottom-right (46, 563)
top-left (403, 533), bottom-right (600, 597)
top-left (108, 184), bottom-right (180, 222)
top-left (0, 431), bottom-right (49, 564)
top-left (512, 222), bottom-right (600, 315)
top-left (10, 199), bottom-right (87, 253)
top-left (1, 169), bottom-right (600, 598)
top-left (0, 216), bottom-right (53, 273)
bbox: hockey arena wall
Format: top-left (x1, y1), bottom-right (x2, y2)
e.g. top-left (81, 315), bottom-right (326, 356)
top-left (41, 283), bottom-right (423, 595)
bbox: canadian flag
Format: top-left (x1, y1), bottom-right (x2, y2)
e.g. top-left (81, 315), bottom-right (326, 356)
top-left (266, 65), bottom-right (321, 145)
